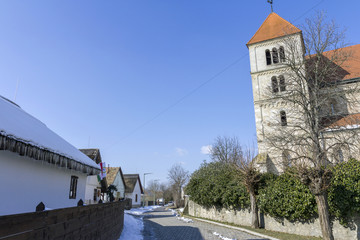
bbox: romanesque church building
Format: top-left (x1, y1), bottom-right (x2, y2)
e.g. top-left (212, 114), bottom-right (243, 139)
top-left (247, 12), bottom-right (360, 174)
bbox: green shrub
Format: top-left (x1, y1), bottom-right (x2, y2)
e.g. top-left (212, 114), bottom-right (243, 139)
top-left (328, 158), bottom-right (360, 226)
top-left (185, 161), bottom-right (249, 208)
top-left (258, 170), bottom-right (317, 221)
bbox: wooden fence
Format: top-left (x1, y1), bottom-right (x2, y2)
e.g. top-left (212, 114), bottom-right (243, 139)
top-left (0, 200), bottom-right (130, 240)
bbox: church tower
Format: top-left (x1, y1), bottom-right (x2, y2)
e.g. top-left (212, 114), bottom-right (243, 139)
top-left (247, 13), bottom-right (304, 173)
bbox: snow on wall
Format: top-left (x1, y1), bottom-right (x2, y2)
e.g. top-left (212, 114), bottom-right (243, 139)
top-left (0, 151), bottom-right (87, 216)
top-left (0, 96), bottom-right (99, 169)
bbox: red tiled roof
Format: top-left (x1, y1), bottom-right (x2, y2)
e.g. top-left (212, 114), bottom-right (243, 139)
top-left (323, 44), bottom-right (360, 81)
top-left (247, 12), bottom-right (301, 46)
top-left (325, 113), bottom-right (360, 129)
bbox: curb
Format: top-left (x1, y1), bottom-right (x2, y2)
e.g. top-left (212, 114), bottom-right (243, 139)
top-left (187, 216), bottom-right (280, 240)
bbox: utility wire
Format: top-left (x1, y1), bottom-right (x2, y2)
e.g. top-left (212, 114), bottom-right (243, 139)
top-left (107, 0), bottom-right (326, 148)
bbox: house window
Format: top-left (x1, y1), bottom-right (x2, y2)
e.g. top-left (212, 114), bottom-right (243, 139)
top-left (265, 50), bottom-right (272, 65)
top-left (271, 76), bottom-right (279, 93)
top-left (272, 48), bottom-right (279, 64)
top-left (280, 111), bottom-right (287, 126)
top-left (279, 46), bottom-right (285, 62)
top-left (279, 75), bottom-right (286, 92)
top-left (69, 176), bottom-right (78, 199)
top-left (93, 188), bottom-right (97, 201)
top-left (135, 194), bottom-right (138, 202)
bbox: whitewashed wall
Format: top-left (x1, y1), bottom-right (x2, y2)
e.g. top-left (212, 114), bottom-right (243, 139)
top-left (85, 175), bottom-right (100, 204)
top-left (0, 151), bottom-right (87, 216)
top-left (125, 180), bottom-right (141, 207)
top-left (112, 172), bottom-right (125, 199)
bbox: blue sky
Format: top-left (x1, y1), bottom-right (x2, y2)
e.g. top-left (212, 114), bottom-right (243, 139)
top-left (1, 0), bottom-right (359, 185)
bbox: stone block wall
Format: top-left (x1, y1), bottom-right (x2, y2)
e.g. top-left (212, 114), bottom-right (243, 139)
top-left (185, 198), bottom-right (360, 239)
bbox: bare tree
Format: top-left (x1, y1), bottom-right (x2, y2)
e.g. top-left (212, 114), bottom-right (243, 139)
top-left (210, 136), bottom-right (261, 229)
top-left (264, 12), bottom-right (359, 240)
top-left (210, 136), bottom-right (243, 165)
top-left (147, 180), bottom-right (161, 204)
top-left (168, 164), bottom-right (189, 207)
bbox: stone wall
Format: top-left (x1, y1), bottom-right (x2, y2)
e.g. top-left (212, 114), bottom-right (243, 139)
top-left (185, 198), bottom-right (360, 239)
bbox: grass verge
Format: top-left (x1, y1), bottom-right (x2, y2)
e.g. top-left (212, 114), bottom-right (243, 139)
top-left (184, 215), bottom-right (322, 240)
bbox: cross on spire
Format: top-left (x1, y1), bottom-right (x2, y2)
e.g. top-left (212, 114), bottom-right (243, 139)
top-left (267, 0), bottom-right (273, 12)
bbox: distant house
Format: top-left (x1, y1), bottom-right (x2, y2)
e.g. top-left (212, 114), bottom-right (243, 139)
top-left (123, 174), bottom-right (144, 207)
top-left (0, 96), bottom-right (100, 216)
top-left (106, 167), bottom-right (126, 201)
top-left (79, 148), bottom-right (107, 204)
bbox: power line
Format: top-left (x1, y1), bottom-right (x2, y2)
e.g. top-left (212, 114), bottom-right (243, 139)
top-left (107, 0), bottom-right (326, 148)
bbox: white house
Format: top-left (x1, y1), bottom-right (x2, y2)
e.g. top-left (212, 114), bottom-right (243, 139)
top-left (123, 174), bottom-right (144, 207)
top-left (106, 167), bottom-right (126, 200)
top-left (80, 148), bottom-right (107, 204)
top-left (0, 96), bottom-right (100, 216)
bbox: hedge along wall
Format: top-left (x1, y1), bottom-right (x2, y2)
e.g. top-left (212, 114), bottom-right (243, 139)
top-left (185, 160), bottom-right (360, 239)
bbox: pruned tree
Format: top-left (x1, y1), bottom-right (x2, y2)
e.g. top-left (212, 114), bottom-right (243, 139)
top-left (168, 163), bottom-right (189, 208)
top-left (264, 12), bottom-right (360, 240)
top-left (107, 184), bottom-right (118, 202)
top-left (210, 136), bottom-right (261, 229)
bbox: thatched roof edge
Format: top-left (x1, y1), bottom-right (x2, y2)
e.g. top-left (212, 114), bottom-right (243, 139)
top-left (0, 133), bottom-right (100, 175)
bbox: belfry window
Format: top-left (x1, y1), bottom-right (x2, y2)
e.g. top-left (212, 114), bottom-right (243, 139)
top-left (271, 76), bottom-right (279, 93)
top-left (265, 50), bottom-right (271, 65)
top-left (279, 75), bottom-right (286, 91)
top-left (272, 48), bottom-right (279, 64)
top-left (280, 111), bottom-right (287, 126)
top-left (279, 46), bottom-right (285, 62)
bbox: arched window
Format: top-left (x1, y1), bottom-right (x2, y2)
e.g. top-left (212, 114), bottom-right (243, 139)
top-left (279, 46), bottom-right (285, 62)
top-left (279, 75), bottom-right (286, 92)
top-left (280, 111), bottom-right (287, 126)
top-left (282, 151), bottom-right (291, 169)
top-left (271, 76), bottom-right (279, 93)
top-left (265, 50), bottom-right (271, 65)
top-left (329, 99), bottom-right (338, 115)
top-left (334, 148), bottom-right (344, 163)
top-left (272, 48), bottom-right (279, 64)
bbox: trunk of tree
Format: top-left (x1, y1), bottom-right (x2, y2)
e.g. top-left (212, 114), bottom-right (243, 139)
top-left (315, 193), bottom-right (334, 240)
top-left (249, 190), bottom-right (259, 229)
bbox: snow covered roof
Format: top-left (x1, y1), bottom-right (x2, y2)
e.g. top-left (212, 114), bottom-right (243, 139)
top-left (0, 96), bottom-right (100, 175)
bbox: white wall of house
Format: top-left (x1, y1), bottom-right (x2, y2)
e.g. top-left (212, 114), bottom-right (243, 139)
top-left (84, 175), bottom-right (100, 204)
top-left (0, 151), bottom-right (88, 216)
top-left (125, 180), bottom-right (142, 207)
top-left (112, 173), bottom-right (125, 199)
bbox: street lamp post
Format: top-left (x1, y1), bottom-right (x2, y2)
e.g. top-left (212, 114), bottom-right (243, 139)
top-left (143, 173), bottom-right (152, 207)
top-left (153, 179), bottom-right (159, 206)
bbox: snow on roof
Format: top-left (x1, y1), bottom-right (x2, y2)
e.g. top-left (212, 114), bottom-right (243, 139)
top-left (0, 96), bottom-right (100, 171)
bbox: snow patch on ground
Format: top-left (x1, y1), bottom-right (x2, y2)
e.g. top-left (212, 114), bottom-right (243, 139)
top-left (177, 216), bottom-right (194, 223)
top-left (119, 213), bottom-right (143, 240)
top-left (213, 231), bottom-right (237, 240)
top-left (125, 205), bottom-right (161, 215)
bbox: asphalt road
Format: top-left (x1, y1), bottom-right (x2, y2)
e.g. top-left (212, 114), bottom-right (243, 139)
top-left (142, 207), bottom-right (268, 240)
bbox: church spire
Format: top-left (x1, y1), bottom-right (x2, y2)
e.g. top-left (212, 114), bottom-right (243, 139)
top-left (247, 12), bottom-right (301, 46)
